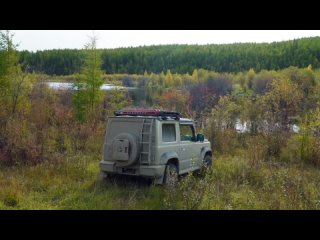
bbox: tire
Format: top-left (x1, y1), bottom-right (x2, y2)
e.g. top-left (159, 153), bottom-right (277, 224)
top-left (203, 154), bottom-right (212, 168)
top-left (112, 133), bottom-right (140, 167)
top-left (163, 163), bottom-right (179, 186)
top-left (198, 155), bottom-right (212, 176)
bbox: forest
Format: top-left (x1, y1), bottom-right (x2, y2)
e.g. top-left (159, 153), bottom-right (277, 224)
top-left (19, 36), bottom-right (320, 75)
top-left (1, 31), bottom-right (320, 209)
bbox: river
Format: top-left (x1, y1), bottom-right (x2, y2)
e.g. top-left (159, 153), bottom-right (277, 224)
top-left (45, 82), bottom-right (136, 91)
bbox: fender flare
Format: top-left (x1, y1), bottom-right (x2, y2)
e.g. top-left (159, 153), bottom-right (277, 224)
top-left (200, 146), bottom-right (212, 160)
top-left (160, 152), bottom-right (179, 165)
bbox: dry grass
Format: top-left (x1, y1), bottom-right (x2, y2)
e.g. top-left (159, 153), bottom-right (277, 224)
top-left (2, 149), bottom-right (320, 209)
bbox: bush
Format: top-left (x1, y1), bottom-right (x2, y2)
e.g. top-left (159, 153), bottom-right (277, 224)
top-left (179, 172), bottom-right (208, 209)
top-left (299, 135), bottom-right (320, 166)
top-left (70, 123), bottom-right (92, 152)
top-left (264, 132), bottom-right (290, 159)
top-left (246, 135), bottom-right (265, 168)
top-left (208, 95), bottom-right (240, 154)
top-left (281, 134), bottom-right (320, 167)
top-left (279, 137), bottom-right (297, 163)
top-left (0, 118), bottom-right (41, 166)
top-left (280, 110), bottom-right (320, 167)
top-left (0, 187), bottom-right (21, 208)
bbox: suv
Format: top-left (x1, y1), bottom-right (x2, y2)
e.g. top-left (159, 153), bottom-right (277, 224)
top-left (99, 109), bottom-right (212, 185)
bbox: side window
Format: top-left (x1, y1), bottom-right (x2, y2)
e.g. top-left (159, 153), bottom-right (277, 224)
top-left (180, 124), bottom-right (195, 141)
top-left (162, 124), bottom-right (176, 142)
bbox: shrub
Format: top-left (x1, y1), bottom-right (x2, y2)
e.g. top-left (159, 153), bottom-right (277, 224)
top-left (0, 118), bottom-right (41, 166)
top-left (70, 123), bottom-right (92, 152)
top-left (179, 172), bottom-right (208, 210)
top-left (281, 110), bottom-right (320, 167)
top-left (264, 132), bottom-right (290, 159)
top-left (0, 187), bottom-right (21, 208)
top-left (246, 135), bottom-right (265, 168)
top-left (208, 95), bottom-right (239, 154)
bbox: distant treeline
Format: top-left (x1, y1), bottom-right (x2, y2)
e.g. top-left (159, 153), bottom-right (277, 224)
top-left (18, 37), bottom-right (320, 75)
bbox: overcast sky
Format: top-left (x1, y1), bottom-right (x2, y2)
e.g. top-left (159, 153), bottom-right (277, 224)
top-left (10, 30), bottom-right (320, 52)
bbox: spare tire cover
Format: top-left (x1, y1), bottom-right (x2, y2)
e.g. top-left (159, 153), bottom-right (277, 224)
top-left (112, 133), bottom-right (140, 167)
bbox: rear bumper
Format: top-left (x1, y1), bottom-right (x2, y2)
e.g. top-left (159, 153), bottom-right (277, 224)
top-left (99, 160), bottom-right (166, 178)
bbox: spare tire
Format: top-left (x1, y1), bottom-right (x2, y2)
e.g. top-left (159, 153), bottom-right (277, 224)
top-left (112, 133), bottom-right (140, 167)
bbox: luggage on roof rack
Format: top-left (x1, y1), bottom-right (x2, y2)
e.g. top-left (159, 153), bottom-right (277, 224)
top-left (114, 109), bottom-right (181, 120)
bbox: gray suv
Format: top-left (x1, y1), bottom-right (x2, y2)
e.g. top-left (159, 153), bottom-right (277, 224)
top-left (99, 109), bottom-right (212, 185)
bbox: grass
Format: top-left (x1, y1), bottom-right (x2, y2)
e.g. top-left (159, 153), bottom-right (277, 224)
top-left (1, 150), bottom-right (320, 210)
top-left (0, 153), bottom-right (165, 210)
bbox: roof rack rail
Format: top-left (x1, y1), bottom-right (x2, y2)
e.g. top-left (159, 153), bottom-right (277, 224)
top-left (114, 109), bottom-right (181, 120)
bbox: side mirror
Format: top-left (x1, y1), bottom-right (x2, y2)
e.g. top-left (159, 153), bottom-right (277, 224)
top-left (197, 133), bottom-right (204, 142)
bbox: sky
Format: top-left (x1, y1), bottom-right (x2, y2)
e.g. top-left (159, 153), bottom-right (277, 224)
top-left (10, 30), bottom-right (320, 52)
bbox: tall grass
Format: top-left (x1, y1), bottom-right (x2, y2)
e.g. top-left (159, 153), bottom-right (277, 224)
top-left (2, 146), bottom-right (320, 209)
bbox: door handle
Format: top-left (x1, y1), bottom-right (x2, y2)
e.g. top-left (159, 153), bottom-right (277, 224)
top-left (180, 147), bottom-right (186, 151)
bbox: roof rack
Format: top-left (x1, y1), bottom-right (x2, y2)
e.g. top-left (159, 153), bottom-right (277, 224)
top-left (114, 109), bottom-right (181, 120)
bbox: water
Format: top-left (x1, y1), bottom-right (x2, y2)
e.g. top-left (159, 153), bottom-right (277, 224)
top-left (45, 82), bottom-right (136, 91)
top-left (235, 120), bottom-right (248, 133)
top-left (235, 119), bottom-right (300, 133)
top-left (292, 124), bottom-right (300, 133)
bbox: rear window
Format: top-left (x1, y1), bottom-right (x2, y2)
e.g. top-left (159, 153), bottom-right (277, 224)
top-left (162, 124), bottom-right (176, 142)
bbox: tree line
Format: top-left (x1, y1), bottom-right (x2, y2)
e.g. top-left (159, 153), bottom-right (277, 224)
top-left (18, 37), bottom-right (320, 75)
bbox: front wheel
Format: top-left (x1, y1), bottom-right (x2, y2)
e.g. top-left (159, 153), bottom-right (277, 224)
top-left (200, 155), bottom-right (212, 175)
top-left (163, 163), bottom-right (178, 186)
top-left (203, 155), bottom-right (212, 169)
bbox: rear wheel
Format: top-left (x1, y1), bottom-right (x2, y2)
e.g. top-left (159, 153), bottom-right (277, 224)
top-left (163, 163), bottom-right (178, 186)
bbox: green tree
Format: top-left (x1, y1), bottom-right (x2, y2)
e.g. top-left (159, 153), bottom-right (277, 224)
top-left (83, 33), bottom-right (104, 112)
top-left (208, 95), bottom-right (239, 153)
top-left (103, 89), bottom-right (129, 118)
top-left (9, 68), bottom-right (34, 115)
top-left (72, 73), bottom-right (87, 122)
top-left (262, 77), bottom-right (303, 131)
top-left (164, 69), bottom-right (173, 88)
top-left (0, 31), bottom-right (33, 116)
top-left (238, 73), bottom-right (246, 92)
top-left (0, 30), bottom-right (17, 99)
top-left (297, 109), bottom-right (320, 166)
top-left (72, 33), bottom-right (104, 122)
top-left (246, 68), bottom-right (256, 90)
